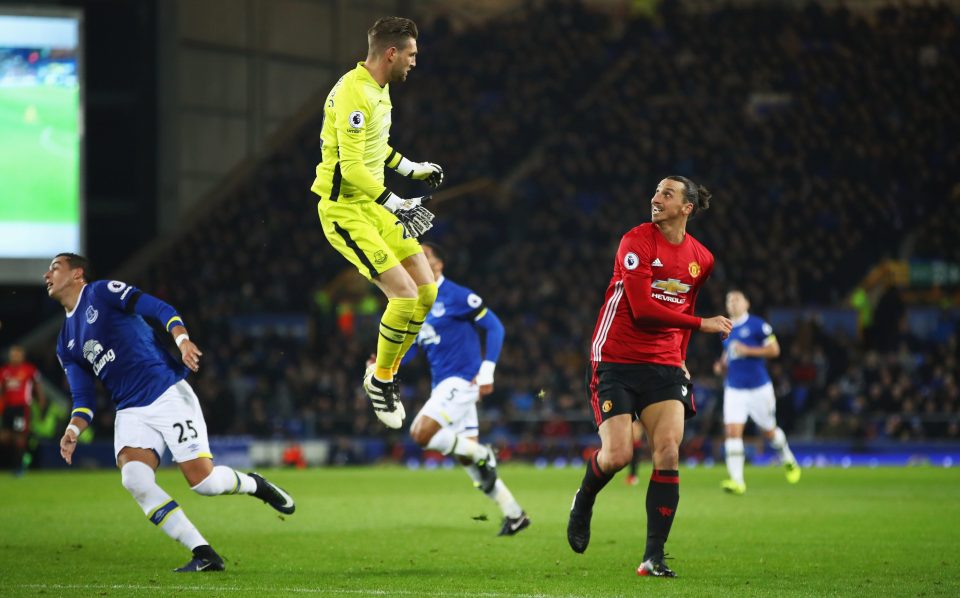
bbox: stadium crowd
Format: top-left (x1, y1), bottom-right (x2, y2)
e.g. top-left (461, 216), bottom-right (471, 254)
top-left (24, 1), bottom-right (960, 456)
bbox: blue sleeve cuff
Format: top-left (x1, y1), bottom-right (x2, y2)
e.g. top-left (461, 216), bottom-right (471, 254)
top-left (71, 407), bottom-right (94, 423)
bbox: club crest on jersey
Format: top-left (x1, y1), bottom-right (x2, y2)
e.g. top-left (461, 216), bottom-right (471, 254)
top-left (623, 252), bottom-right (639, 270)
top-left (688, 262), bottom-right (702, 278)
top-left (85, 305), bottom-right (99, 324)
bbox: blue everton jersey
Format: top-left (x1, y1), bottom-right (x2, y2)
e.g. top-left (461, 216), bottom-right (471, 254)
top-left (56, 281), bottom-right (188, 420)
top-left (415, 278), bottom-right (488, 387)
top-left (723, 313), bottom-right (775, 389)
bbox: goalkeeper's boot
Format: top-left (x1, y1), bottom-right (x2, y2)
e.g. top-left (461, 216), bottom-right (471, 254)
top-left (566, 490), bottom-right (592, 553)
top-left (389, 377), bottom-right (407, 422)
top-left (474, 445), bottom-right (498, 493)
top-left (362, 362), bottom-right (403, 429)
top-left (784, 460), bottom-right (801, 484)
top-left (175, 545), bottom-right (225, 573)
top-left (249, 472), bottom-right (296, 514)
top-left (637, 554), bottom-right (676, 578)
top-left (721, 479), bottom-right (746, 495)
top-left (498, 511), bottom-right (531, 536)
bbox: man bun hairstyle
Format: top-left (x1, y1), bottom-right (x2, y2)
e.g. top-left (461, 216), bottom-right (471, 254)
top-left (55, 252), bottom-right (92, 282)
top-left (368, 17), bottom-right (418, 56)
top-left (667, 175), bottom-right (711, 218)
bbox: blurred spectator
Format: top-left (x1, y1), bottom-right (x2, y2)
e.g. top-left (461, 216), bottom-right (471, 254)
top-left (36, 2), bottom-right (960, 447)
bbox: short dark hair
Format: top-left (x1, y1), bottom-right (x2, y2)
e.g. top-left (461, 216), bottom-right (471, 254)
top-left (420, 241), bottom-right (446, 264)
top-left (666, 175), bottom-right (711, 218)
top-left (55, 252), bottom-right (92, 282)
top-left (367, 17), bottom-right (418, 56)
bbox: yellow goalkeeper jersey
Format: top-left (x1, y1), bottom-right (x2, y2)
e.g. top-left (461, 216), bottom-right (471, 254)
top-left (311, 62), bottom-right (403, 204)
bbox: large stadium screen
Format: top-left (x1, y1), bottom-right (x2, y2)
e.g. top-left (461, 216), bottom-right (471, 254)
top-left (0, 10), bottom-right (82, 283)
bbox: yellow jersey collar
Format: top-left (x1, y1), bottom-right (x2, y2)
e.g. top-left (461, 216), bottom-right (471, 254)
top-left (355, 62), bottom-right (386, 89)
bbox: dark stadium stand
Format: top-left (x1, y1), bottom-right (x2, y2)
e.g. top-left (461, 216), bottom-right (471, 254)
top-left (29, 1), bottom-right (960, 453)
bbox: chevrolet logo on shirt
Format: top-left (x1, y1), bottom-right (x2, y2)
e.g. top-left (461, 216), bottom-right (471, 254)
top-left (651, 279), bottom-right (691, 296)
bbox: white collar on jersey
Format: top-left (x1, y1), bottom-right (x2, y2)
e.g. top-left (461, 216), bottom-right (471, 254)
top-left (65, 283), bottom-right (89, 319)
top-left (436, 275), bottom-right (446, 287)
top-left (732, 312), bottom-right (750, 327)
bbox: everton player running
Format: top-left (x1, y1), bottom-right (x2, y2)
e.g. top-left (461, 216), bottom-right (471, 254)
top-left (714, 289), bottom-right (800, 495)
top-left (567, 177), bottom-right (732, 578)
top-left (46, 254), bottom-right (295, 573)
top-left (404, 243), bottom-right (530, 536)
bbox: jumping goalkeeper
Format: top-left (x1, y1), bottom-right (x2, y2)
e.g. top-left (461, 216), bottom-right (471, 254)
top-left (311, 16), bottom-right (442, 429)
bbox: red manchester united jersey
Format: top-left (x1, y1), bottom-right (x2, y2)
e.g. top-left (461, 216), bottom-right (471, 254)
top-left (589, 223), bottom-right (714, 367)
top-left (0, 362), bottom-right (39, 407)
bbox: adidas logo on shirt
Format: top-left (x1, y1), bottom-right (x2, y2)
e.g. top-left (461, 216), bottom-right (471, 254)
top-left (652, 258), bottom-right (664, 267)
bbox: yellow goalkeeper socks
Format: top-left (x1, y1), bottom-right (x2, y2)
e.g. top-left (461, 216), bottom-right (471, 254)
top-left (392, 282), bottom-right (438, 374)
top-left (375, 296), bottom-right (417, 380)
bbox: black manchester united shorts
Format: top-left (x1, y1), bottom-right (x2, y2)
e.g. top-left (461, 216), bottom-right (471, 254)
top-left (585, 361), bottom-right (696, 427)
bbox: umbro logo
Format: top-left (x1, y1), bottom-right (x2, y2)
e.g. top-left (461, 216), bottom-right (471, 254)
top-left (67, 339), bottom-right (75, 350)
top-left (652, 258), bottom-right (664, 267)
top-left (681, 386), bottom-right (688, 397)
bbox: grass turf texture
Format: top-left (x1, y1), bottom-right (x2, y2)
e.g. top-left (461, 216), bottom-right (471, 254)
top-left (1, 465), bottom-right (957, 597)
top-left (0, 86), bottom-right (79, 222)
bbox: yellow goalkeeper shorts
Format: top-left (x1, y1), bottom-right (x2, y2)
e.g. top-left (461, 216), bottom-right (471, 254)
top-left (317, 198), bottom-right (422, 281)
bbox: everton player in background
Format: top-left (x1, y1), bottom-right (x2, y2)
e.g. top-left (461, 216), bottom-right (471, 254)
top-left (403, 243), bottom-right (530, 536)
top-left (714, 289), bottom-right (801, 495)
top-left (567, 177), bottom-right (733, 578)
top-left (46, 253), bottom-right (295, 573)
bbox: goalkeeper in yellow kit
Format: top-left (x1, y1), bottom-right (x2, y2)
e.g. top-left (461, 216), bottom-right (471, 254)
top-left (311, 17), bottom-right (442, 429)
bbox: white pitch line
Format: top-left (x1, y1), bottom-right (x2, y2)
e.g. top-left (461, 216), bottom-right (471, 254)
top-left (7, 583), bottom-right (614, 598)
top-left (39, 125), bottom-right (75, 158)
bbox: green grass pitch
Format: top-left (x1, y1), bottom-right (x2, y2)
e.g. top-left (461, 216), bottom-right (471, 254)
top-left (0, 85), bottom-right (79, 222)
top-left (1, 465), bottom-right (957, 597)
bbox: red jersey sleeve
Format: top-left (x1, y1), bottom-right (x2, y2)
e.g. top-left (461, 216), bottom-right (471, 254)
top-left (679, 255), bottom-right (714, 360)
top-left (618, 232), bottom-right (703, 330)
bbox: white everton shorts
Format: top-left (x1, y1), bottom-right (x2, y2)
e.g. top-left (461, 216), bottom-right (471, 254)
top-left (114, 379), bottom-right (212, 463)
top-left (418, 376), bottom-right (479, 436)
top-left (723, 382), bottom-right (777, 431)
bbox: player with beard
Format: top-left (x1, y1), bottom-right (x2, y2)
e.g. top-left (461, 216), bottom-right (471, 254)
top-left (567, 177), bottom-right (732, 578)
top-left (311, 17), bottom-right (443, 430)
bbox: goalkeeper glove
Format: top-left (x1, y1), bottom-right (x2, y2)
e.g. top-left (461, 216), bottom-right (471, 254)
top-left (378, 192), bottom-right (435, 238)
top-left (394, 157), bottom-right (444, 189)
